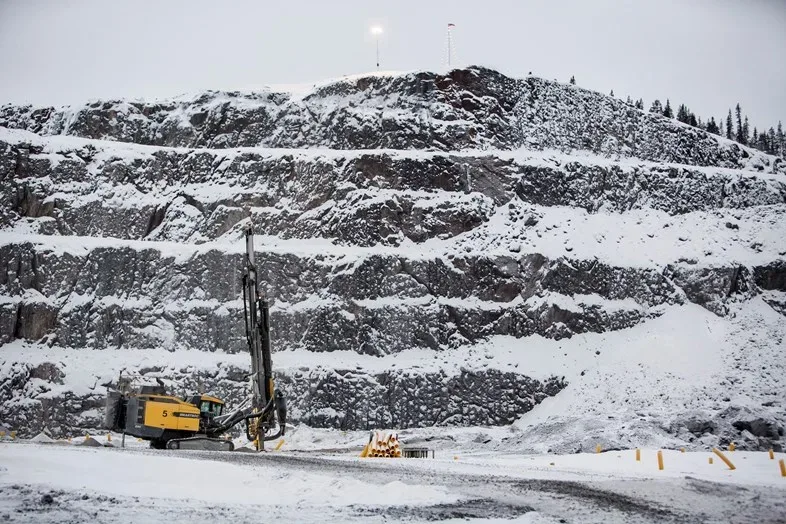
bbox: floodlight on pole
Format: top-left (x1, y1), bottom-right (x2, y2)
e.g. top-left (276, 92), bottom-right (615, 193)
top-left (370, 26), bottom-right (383, 69)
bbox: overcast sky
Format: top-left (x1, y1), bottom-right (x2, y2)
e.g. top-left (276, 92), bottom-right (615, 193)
top-left (1, 0), bottom-right (784, 130)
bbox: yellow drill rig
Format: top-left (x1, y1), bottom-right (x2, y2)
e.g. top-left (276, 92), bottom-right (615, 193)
top-left (104, 224), bottom-right (286, 451)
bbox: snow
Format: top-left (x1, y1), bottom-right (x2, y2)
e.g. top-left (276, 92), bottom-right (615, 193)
top-left (0, 443), bottom-right (458, 507)
top-left (0, 441), bottom-right (783, 523)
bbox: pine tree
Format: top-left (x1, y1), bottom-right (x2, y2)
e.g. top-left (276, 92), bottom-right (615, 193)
top-left (752, 128), bottom-right (758, 148)
top-left (689, 113), bottom-right (697, 127)
top-left (610, 89), bottom-right (615, 97)
top-left (635, 98), bottom-right (644, 110)
top-left (649, 100), bottom-right (663, 114)
top-left (767, 127), bottom-right (776, 155)
top-left (570, 75), bottom-right (576, 85)
top-left (663, 99), bottom-right (673, 118)
top-left (778, 122), bottom-right (784, 157)
top-left (735, 103), bottom-right (743, 143)
top-left (676, 104), bottom-right (689, 123)
top-left (706, 117), bottom-right (719, 135)
top-left (726, 110), bottom-right (733, 139)
top-left (742, 116), bottom-right (750, 145)
top-left (626, 95), bottom-right (632, 105)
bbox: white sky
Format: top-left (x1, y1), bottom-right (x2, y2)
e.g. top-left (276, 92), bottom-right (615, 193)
top-left (0, 0), bottom-right (784, 131)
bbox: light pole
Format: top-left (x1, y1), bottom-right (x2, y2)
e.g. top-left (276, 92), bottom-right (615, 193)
top-left (370, 26), bottom-right (383, 69)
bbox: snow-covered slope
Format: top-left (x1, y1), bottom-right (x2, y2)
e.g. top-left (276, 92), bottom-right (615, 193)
top-left (0, 67), bottom-right (784, 451)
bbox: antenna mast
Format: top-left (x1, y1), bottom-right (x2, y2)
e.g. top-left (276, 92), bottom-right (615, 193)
top-left (446, 23), bottom-right (456, 68)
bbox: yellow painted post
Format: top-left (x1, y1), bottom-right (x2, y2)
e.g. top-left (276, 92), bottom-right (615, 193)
top-left (779, 459), bottom-right (786, 478)
top-left (274, 439), bottom-right (285, 451)
top-left (67, 437), bottom-right (72, 443)
top-left (769, 449), bottom-right (775, 460)
top-left (657, 450), bottom-right (664, 470)
top-left (0, 431), bottom-right (5, 438)
top-left (10, 431), bottom-right (16, 440)
top-left (635, 448), bottom-right (641, 461)
top-left (708, 457), bottom-right (714, 464)
top-left (712, 448), bottom-right (736, 470)
top-left (680, 448), bottom-right (686, 453)
top-left (107, 433), bottom-right (111, 442)
top-left (595, 444), bottom-right (602, 454)
top-left (728, 442), bottom-right (736, 452)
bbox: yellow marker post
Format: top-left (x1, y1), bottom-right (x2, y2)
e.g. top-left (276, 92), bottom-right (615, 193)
top-left (657, 450), bottom-right (664, 470)
top-left (10, 431), bottom-right (17, 440)
top-left (84, 434), bottom-right (90, 441)
top-left (769, 449), bottom-right (775, 460)
top-left (107, 433), bottom-right (112, 442)
top-left (274, 439), bottom-right (285, 451)
top-left (680, 447), bottom-right (686, 453)
top-left (779, 459), bottom-right (786, 478)
top-left (712, 448), bottom-right (736, 470)
top-left (635, 448), bottom-right (641, 461)
top-left (595, 444), bottom-right (602, 454)
top-left (728, 442), bottom-right (736, 452)
top-left (0, 431), bottom-right (5, 438)
top-left (708, 457), bottom-right (714, 464)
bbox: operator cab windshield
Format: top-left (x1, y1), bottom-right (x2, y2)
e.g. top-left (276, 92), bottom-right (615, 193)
top-left (199, 400), bottom-right (223, 417)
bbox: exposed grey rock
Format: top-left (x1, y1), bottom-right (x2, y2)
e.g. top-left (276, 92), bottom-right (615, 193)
top-left (0, 67), bottom-right (784, 448)
top-left (2, 67), bottom-right (783, 175)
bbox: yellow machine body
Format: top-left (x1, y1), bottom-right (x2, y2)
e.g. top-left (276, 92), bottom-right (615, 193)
top-left (141, 396), bottom-right (202, 432)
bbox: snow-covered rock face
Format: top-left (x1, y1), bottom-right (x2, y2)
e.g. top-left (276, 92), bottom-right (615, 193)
top-left (2, 67), bottom-right (783, 173)
top-left (1, 67), bottom-right (784, 449)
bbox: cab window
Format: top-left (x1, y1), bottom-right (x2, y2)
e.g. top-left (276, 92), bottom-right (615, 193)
top-left (199, 401), bottom-right (223, 416)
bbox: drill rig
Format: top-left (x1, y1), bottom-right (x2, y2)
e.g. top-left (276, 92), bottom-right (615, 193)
top-left (104, 225), bottom-right (286, 451)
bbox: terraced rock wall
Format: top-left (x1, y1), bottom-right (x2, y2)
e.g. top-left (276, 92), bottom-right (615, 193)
top-left (1, 68), bottom-right (784, 442)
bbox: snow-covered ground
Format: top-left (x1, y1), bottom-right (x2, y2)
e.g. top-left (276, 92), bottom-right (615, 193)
top-left (0, 440), bottom-right (784, 523)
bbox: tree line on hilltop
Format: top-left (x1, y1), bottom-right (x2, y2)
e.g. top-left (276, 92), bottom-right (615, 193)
top-left (568, 75), bottom-right (785, 159)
